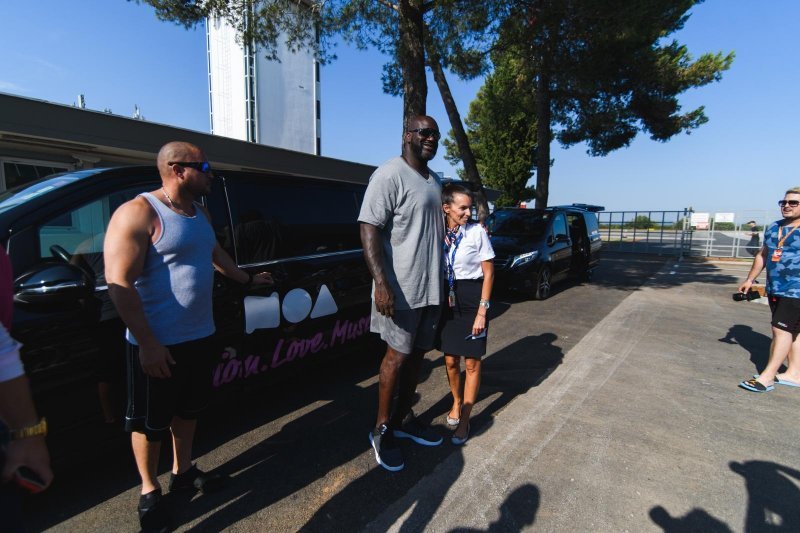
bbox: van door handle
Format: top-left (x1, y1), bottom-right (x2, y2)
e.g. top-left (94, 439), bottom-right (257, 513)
top-left (17, 281), bottom-right (86, 295)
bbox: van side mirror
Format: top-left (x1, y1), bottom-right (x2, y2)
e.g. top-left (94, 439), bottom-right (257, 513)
top-left (13, 263), bottom-right (95, 309)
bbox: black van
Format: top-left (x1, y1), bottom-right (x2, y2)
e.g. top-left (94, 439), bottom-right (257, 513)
top-left (487, 205), bottom-right (603, 299)
top-left (2, 165), bottom-right (374, 438)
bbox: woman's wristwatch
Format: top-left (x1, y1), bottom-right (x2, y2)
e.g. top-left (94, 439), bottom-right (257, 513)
top-left (479, 299), bottom-right (491, 310)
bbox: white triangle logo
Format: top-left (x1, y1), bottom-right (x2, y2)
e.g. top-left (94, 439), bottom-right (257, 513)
top-left (310, 284), bottom-right (338, 318)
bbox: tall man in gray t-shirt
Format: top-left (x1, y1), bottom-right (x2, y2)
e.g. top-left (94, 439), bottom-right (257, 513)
top-left (358, 115), bottom-right (445, 471)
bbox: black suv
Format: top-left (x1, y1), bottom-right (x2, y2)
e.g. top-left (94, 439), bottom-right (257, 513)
top-left (487, 204), bottom-right (603, 299)
top-left (2, 165), bottom-right (374, 440)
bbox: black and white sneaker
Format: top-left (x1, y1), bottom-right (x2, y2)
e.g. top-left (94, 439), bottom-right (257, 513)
top-left (369, 423), bottom-right (404, 472)
top-left (393, 412), bottom-right (443, 446)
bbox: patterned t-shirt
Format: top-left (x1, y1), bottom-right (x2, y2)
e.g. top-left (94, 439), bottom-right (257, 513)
top-left (765, 220), bottom-right (800, 298)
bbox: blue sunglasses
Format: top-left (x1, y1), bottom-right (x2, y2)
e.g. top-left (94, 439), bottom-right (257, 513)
top-left (170, 161), bottom-right (212, 173)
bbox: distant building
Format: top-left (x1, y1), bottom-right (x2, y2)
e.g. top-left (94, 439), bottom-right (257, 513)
top-left (206, 14), bottom-right (320, 155)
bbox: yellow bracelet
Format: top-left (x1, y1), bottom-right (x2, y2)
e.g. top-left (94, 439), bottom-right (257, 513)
top-left (10, 418), bottom-right (47, 440)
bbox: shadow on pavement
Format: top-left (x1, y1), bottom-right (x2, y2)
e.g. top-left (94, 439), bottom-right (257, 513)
top-left (719, 325), bottom-right (773, 374)
top-left (296, 333), bottom-right (562, 532)
top-left (449, 483), bottom-right (540, 532)
top-left (24, 251), bottom-right (663, 530)
top-left (24, 338), bottom-right (382, 531)
top-left (490, 252), bottom-right (673, 308)
top-left (650, 505), bottom-right (732, 532)
top-left (730, 460), bottom-right (800, 532)
top-left (588, 253), bottom-right (739, 291)
top-left (24, 332), bottom-right (562, 532)
top-left (648, 459), bottom-right (800, 532)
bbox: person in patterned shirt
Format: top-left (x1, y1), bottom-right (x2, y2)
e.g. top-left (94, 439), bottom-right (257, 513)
top-left (739, 187), bottom-right (800, 392)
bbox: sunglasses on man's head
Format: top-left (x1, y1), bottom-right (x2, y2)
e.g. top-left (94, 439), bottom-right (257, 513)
top-left (407, 128), bottom-right (441, 140)
top-left (169, 161), bottom-right (212, 173)
top-left (778, 200), bottom-right (800, 207)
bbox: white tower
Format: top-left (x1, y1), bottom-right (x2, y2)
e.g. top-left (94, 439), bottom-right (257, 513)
top-left (206, 15), bottom-right (321, 155)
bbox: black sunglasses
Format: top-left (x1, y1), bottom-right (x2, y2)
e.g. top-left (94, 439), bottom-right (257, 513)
top-left (407, 128), bottom-right (441, 140)
top-left (779, 200), bottom-right (800, 207)
top-left (170, 161), bottom-right (212, 173)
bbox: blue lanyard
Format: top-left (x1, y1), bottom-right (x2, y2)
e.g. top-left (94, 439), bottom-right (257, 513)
top-left (444, 227), bottom-right (464, 291)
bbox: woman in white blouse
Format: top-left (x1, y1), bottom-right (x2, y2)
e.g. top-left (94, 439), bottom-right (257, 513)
top-left (438, 183), bottom-right (495, 445)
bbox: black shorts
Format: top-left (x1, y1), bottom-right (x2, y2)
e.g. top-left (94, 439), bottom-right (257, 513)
top-left (125, 335), bottom-right (218, 441)
top-left (769, 296), bottom-right (800, 334)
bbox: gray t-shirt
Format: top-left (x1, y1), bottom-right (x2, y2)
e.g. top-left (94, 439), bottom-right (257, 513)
top-left (358, 156), bottom-right (443, 309)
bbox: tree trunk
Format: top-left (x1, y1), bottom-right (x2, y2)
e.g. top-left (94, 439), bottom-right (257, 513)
top-left (534, 52), bottom-right (551, 209)
top-left (534, 74), bottom-right (550, 209)
top-left (398, 0), bottom-right (427, 126)
top-left (426, 36), bottom-right (490, 222)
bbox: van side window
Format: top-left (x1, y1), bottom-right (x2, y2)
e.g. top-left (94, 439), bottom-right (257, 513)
top-left (225, 176), bottom-right (362, 264)
top-left (552, 213), bottom-right (568, 239)
top-left (205, 177), bottom-right (234, 258)
top-left (584, 212), bottom-right (599, 235)
top-left (36, 186), bottom-right (150, 283)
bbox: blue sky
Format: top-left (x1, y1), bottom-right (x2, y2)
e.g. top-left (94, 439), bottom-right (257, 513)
top-left (1, 0), bottom-right (797, 218)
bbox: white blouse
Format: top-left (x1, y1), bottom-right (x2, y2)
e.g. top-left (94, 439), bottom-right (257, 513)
top-left (445, 222), bottom-right (495, 280)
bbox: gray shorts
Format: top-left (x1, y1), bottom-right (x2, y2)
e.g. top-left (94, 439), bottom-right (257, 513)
top-left (370, 303), bottom-right (441, 354)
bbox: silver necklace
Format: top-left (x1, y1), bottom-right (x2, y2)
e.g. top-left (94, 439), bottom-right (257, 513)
top-left (162, 187), bottom-right (193, 217)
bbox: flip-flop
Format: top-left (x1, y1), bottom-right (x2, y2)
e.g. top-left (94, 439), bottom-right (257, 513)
top-left (740, 378), bottom-right (774, 392)
top-left (776, 376), bottom-right (800, 388)
top-left (451, 424), bottom-right (470, 445)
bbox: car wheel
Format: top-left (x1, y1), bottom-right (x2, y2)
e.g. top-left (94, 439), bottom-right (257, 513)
top-left (534, 265), bottom-right (551, 300)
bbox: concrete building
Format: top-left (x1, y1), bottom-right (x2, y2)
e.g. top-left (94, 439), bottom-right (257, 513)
top-left (206, 14), bottom-right (320, 155)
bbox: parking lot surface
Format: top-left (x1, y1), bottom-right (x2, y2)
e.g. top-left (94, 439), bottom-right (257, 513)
top-left (25, 253), bottom-right (798, 532)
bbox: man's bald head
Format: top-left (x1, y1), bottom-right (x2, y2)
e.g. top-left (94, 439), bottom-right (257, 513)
top-left (157, 142), bottom-right (203, 177)
top-left (405, 115), bottom-right (437, 132)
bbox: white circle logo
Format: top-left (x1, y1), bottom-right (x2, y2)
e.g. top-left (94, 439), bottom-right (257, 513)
top-left (281, 288), bottom-right (313, 323)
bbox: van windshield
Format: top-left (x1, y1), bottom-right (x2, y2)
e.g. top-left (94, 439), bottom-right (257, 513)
top-left (0, 170), bottom-right (102, 214)
top-left (487, 211), bottom-right (551, 238)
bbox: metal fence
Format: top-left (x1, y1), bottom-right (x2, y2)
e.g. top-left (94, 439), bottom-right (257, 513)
top-left (597, 209), bottom-right (773, 258)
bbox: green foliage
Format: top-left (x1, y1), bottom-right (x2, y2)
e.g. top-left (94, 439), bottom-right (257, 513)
top-left (133, 0), bottom-right (332, 62)
top-left (625, 215), bottom-right (656, 229)
top-left (135, 0), bottom-right (503, 220)
top-left (671, 218), bottom-right (688, 230)
top-left (444, 41), bottom-right (537, 206)
top-left (500, 0), bottom-right (734, 205)
top-left (714, 222), bottom-right (735, 231)
top-left (136, 1), bottom-right (733, 213)
top-left (520, 1), bottom-right (735, 154)
top-left (134, 0), bottom-right (501, 120)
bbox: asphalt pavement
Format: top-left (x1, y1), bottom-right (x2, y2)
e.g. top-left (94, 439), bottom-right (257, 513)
top-left (24, 253), bottom-right (800, 532)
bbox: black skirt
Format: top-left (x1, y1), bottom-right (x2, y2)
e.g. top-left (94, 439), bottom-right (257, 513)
top-left (437, 278), bottom-right (487, 358)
